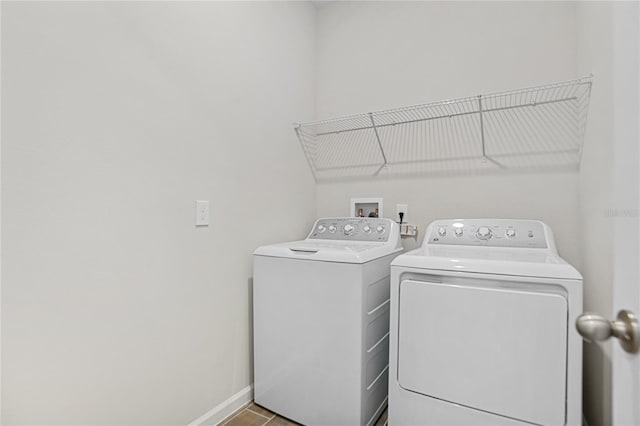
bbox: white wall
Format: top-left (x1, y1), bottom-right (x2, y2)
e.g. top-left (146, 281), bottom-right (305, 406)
top-left (315, 1), bottom-right (581, 267)
top-left (1, 2), bottom-right (316, 425)
top-left (576, 3), bottom-right (614, 425)
top-left (0, 2), bottom-right (620, 425)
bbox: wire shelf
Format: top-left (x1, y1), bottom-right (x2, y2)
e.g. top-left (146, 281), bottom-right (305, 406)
top-left (294, 76), bottom-right (593, 181)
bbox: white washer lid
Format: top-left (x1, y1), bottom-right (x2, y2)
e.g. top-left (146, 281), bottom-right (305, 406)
top-left (254, 239), bottom-right (402, 264)
top-left (392, 245), bottom-right (582, 280)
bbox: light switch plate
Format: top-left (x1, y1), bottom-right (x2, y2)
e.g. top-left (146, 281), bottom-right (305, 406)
top-left (195, 200), bottom-right (209, 226)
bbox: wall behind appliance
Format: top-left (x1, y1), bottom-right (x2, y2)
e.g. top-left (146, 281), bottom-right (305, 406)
top-left (1, 2), bottom-right (316, 425)
top-left (314, 1), bottom-right (581, 267)
top-left (576, 3), bottom-right (614, 426)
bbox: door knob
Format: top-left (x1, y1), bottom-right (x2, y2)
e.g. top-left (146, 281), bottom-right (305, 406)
top-left (576, 310), bottom-right (639, 354)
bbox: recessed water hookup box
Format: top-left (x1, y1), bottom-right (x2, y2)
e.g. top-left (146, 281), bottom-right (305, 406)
top-left (351, 197), bottom-right (383, 218)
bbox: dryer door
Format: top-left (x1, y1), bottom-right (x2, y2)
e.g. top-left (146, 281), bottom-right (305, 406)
top-left (398, 278), bottom-right (568, 426)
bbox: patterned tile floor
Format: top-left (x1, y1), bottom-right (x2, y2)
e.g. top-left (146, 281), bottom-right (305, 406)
top-left (221, 403), bottom-right (388, 426)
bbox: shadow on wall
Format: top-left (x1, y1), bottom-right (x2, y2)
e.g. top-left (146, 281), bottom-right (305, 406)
top-left (248, 277), bottom-right (255, 385)
top-left (303, 163), bottom-right (583, 184)
top-left (583, 343), bottom-right (612, 426)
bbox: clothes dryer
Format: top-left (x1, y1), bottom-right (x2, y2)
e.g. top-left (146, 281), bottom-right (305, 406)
top-left (389, 219), bottom-right (582, 426)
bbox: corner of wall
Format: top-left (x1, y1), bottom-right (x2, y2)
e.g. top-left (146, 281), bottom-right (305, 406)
top-left (576, 2), bottom-right (614, 425)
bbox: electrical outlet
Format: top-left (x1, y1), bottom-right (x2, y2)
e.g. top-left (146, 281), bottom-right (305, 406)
top-left (396, 204), bottom-right (408, 222)
top-left (195, 200), bottom-right (209, 226)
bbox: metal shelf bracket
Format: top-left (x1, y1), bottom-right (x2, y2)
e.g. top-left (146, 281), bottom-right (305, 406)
top-left (368, 112), bottom-right (389, 175)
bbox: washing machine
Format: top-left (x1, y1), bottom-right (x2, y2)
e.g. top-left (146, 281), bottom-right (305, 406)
top-left (389, 219), bottom-right (583, 426)
top-left (253, 217), bottom-right (402, 426)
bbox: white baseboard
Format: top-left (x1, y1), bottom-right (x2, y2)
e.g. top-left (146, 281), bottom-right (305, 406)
top-left (188, 385), bottom-right (253, 426)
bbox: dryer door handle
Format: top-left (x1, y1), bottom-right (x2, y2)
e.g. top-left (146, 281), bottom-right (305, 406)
top-left (576, 310), bottom-right (639, 354)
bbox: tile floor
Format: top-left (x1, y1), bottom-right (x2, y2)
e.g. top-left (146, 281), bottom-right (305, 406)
top-left (221, 403), bottom-right (388, 426)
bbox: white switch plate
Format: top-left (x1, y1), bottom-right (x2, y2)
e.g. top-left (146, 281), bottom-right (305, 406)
top-left (396, 204), bottom-right (408, 221)
top-left (195, 200), bottom-right (209, 226)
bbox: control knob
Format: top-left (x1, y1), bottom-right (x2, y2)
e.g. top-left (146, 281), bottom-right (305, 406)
top-left (454, 227), bottom-right (463, 237)
top-left (505, 228), bottom-right (516, 238)
top-left (317, 224), bottom-right (326, 234)
top-left (328, 225), bottom-right (337, 233)
top-left (344, 224), bottom-right (354, 235)
top-left (363, 225), bottom-right (372, 233)
top-left (376, 225), bottom-right (386, 234)
top-left (438, 226), bottom-right (447, 237)
top-left (476, 226), bottom-right (492, 240)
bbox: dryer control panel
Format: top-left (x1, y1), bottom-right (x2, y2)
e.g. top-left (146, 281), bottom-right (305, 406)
top-left (426, 219), bottom-right (549, 249)
top-left (308, 218), bottom-right (394, 242)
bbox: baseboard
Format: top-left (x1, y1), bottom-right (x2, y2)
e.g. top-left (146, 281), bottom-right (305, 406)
top-left (188, 385), bottom-right (253, 426)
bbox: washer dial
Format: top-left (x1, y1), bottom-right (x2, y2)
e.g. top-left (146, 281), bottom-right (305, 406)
top-left (476, 226), bottom-right (492, 240)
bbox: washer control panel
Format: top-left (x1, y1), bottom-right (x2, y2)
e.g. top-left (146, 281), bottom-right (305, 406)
top-left (427, 219), bottom-right (548, 248)
top-left (309, 218), bottom-right (392, 242)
